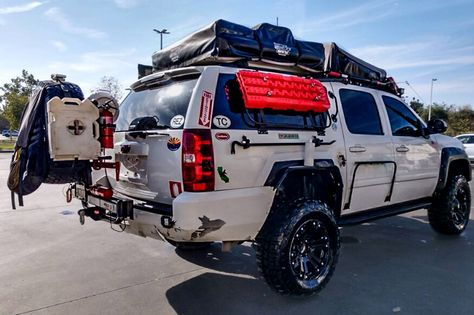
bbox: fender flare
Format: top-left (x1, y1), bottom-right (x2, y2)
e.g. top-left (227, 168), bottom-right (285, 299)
top-left (436, 147), bottom-right (472, 191)
top-left (265, 160), bottom-right (344, 218)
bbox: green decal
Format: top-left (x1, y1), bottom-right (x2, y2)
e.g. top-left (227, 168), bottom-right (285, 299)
top-left (217, 166), bottom-right (230, 183)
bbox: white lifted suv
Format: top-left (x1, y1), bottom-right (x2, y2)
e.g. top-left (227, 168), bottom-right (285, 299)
top-left (75, 64), bottom-right (471, 295)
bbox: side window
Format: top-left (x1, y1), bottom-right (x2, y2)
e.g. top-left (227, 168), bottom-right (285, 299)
top-left (467, 136), bottom-right (474, 144)
top-left (382, 96), bottom-right (420, 137)
top-left (339, 89), bottom-right (383, 135)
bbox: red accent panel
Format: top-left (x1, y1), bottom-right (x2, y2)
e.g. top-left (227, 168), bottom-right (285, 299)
top-left (198, 91), bottom-right (213, 127)
top-left (169, 181), bottom-right (183, 198)
top-left (236, 70), bottom-right (330, 113)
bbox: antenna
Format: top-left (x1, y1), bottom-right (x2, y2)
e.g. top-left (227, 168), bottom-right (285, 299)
top-left (276, 17), bottom-right (279, 26)
top-left (398, 81), bottom-right (426, 104)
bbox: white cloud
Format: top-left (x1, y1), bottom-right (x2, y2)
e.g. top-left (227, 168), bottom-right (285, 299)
top-left (113, 0), bottom-right (140, 9)
top-left (50, 40), bottom-right (67, 52)
top-left (44, 7), bottom-right (107, 39)
top-left (0, 1), bottom-right (43, 14)
top-left (48, 49), bottom-right (136, 73)
top-left (0, 18), bottom-right (6, 26)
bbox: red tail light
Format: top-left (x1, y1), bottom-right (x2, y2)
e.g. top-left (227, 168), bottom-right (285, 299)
top-left (182, 129), bottom-right (215, 192)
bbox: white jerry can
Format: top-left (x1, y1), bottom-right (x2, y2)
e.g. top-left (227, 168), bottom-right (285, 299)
top-left (47, 97), bottom-right (101, 161)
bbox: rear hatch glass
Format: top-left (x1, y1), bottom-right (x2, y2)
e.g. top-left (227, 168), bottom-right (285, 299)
top-left (113, 78), bottom-right (198, 204)
top-left (116, 78), bottom-right (198, 131)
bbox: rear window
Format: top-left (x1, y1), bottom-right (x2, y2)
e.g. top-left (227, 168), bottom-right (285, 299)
top-left (116, 79), bottom-right (198, 131)
top-left (339, 89), bottom-right (383, 135)
top-left (213, 74), bottom-right (329, 131)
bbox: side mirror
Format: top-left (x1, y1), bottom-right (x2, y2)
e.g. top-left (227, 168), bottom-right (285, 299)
top-left (427, 119), bottom-right (447, 134)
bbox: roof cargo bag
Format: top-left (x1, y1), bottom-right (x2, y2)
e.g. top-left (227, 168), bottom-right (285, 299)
top-left (152, 19), bottom-right (260, 71)
top-left (324, 42), bottom-right (386, 81)
top-left (296, 40), bottom-right (325, 72)
top-left (253, 23), bottom-right (299, 66)
top-left (7, 80), bottom-right (92, 208)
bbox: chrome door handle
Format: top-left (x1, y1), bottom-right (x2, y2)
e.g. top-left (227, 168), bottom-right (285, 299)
top-left (349, 145), bottom-right (367, 153)
top-left (396, 145), bottom-right (409, 153)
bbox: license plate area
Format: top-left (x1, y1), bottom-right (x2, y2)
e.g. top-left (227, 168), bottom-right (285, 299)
top-left (74, 183), bottom-right (133, 218)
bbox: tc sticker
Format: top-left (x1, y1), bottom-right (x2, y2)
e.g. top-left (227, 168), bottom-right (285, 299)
top-left (198, 91), bottom-right (213, 127)
top-left (215, 132), bottom-right (230, 141)
top-left (213, 115), bottom-right (231, 129)
top-left (217, 166), bottom-right (229, 183)
top-left (170, 115), bottom-right (184, 128)
top-left (167, 137), bottom-right (181, 151)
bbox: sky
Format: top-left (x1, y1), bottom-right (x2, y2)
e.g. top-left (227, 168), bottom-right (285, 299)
top-left (0, 0), bottom-right (473, 105)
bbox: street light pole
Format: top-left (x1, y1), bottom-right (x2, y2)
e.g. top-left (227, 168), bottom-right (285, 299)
top-left (428, 78), bottom-right (437, 121)
top-left (153, 28), bottom-right (170, 50)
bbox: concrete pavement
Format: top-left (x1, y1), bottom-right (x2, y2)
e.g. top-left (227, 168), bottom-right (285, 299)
top-left (0, 152), bottom-right (473, 315)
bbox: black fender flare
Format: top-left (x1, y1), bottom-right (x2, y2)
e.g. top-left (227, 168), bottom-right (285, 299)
top-left (265, 160), bottom-right (344, 218)
top-left (436, 147), bottom-right (472, 192)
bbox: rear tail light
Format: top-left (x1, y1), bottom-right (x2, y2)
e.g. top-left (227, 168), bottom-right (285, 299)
top-left (182, 129), bottom-right (215, 192)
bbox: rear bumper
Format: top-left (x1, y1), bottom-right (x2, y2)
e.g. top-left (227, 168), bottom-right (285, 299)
top-left (75, 185), bottom-right (275, 242)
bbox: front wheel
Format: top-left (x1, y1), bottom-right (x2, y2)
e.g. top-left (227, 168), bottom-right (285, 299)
top-left (428, 175), bottom-right (471, 235)
top-left (254, 199), bottom-right (340, 296)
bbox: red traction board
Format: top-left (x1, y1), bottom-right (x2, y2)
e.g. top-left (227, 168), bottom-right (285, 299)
top-left (236, 70), bottom-right (330, 113)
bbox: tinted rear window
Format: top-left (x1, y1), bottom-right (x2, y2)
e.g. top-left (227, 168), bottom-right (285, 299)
top-left (213, 74), bottom-right (329, 130)
top-left (339, 89), bottom-right (383, 135)
top-left (116, 79), bottom-right (197, 131)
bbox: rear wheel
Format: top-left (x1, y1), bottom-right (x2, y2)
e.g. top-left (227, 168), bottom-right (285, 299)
top-left (429, 175), bottom-right (471, 235)
top-left (254, 199), bottom-right (340, 296)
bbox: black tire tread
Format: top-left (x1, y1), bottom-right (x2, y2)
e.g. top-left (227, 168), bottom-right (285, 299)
top-left (428, 175), bottom-right (471, 235)
top-left (254, 198), bottom-right (340, 296)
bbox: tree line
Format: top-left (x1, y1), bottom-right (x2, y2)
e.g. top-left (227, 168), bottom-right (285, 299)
top-left (0, 70), bottom-right (123, 131)
top-left (409, 99), bottom-right (474, 136)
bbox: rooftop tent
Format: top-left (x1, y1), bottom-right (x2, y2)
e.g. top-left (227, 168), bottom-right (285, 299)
top-left (296, 40), bottom-right (325, 72)
top-left (252, 23), bottom-right (299, 65)
top-left (324, 42), bottom-right (387, 81)
top-left (152, 19), bottom-right (260, 71)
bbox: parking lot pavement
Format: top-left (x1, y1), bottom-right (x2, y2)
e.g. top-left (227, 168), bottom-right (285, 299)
top-left (0, 152), bottom-right (473, 315)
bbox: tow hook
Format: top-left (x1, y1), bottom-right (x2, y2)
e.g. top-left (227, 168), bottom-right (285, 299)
top-left (78, 209), bottom-right (86, 225)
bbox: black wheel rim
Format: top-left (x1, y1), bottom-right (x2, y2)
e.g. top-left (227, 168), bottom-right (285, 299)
top-left (452, 186), bottom-right (469, 229)
top-left (289, 218), bottom-right (334, 289)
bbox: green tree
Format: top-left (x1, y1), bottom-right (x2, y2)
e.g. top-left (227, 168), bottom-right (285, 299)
top-left (409, 98), bottom-right (426, 120)
top-left (429, 103), bottom-right (449, 122)
top-left (0, 70), bottom-right (39, 130)
top-left (447, 105), bottom-right (474, 136)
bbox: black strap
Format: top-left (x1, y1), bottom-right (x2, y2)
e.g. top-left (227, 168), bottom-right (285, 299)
top-left (11, 191), bottom-right (16, 210)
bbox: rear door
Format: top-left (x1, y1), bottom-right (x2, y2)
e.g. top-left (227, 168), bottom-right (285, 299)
top-left (379, 94), bottom-right (440, 203)
top-left (210, 69), bottom-right (344, 191)
top-left (332, 84), bottom-right (395, 213)
top-left (112, 70), bottom-right (203, 204)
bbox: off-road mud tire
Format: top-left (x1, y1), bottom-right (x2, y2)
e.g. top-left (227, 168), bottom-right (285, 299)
top-left (254, 198), bottom-right (340, 296)
top-left (429, 174), bottom-right (471, 235)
